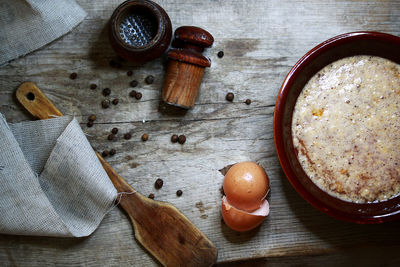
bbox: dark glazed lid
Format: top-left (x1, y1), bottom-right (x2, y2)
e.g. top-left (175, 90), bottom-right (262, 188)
top-left (109, 0), bottom-right (172, 65)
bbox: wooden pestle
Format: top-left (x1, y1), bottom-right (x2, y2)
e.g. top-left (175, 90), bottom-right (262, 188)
top-left (16, 82), bottom-right (217, 267)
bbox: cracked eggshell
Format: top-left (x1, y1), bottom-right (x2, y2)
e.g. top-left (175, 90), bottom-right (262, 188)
top-left (221, 196), bottom-right (269, 232)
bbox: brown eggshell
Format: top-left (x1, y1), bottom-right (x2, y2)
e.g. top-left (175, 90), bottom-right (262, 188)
top-left (221, 196), bottom-right (269, 232)
top-left (223, 162), bottom-right (270, 212)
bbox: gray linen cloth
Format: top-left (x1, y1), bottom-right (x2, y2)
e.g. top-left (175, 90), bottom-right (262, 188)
top-left (0, 113), bottom-right (117, 237)
top-left (0, 0), bottom-right (86, 65)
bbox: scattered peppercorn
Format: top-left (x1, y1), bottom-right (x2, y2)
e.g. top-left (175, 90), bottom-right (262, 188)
top-left (87, 121), bottom-right (94, 127)
top-left (178, 135), bottom-right (186, 144)
top-left (145, 75), bottom-right (154, 84)
top-left (130, 80), bottom-right (138, 87)
top-left (108, 134), bottom-right (115, 140)
top-left (90, 84), bottom-right (97, 90)
top-left (111, 127), bottom-right (118, 134)
top-left (102, 150), bottom-right (109, 157)
top-left (69, 72), bottom-right (77, 79)
top-left (88, 114), bottom-right (96, 121)
top-left (129, 90), bottom-right (137, 97)
top-left (101, 99), bottom-right (110, 108)
top-left (112, 98), bottom-right (119, 105)
top-left (176, 190), bottom-right (183, 197)
top-left (109, 148), bottom-right (116, 156)
top-left (127, 70), bottom-right (133, 76)
top-left (135, 92), bottom-right (142, 100)
top-left (217, 51), bottom-right (224, 58)
top-left (226, 92), bottom-right (234, 102)
top-left (141, 133), bottom-right (149, 141)
top-left (245, 99), bottom-right (251, 105)
top-left (124, 133), bottom-right (132, 140)
top-left (155, 178), bottom-right (164, 189)
top-left (103, 88), bottom-right (111, 96)
top-left (171, 134), bottom-right (179, 143)
top-left (148, 193), bottom-right (155, 199)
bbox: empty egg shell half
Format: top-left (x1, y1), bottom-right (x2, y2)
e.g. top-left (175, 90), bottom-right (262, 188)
top-left (221, 162), bottom-right (270, 232)
top-left (222, 196), bottom-right (269, 232)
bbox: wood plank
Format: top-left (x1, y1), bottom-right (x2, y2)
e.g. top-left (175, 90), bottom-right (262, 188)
top-left (1, 0), bottom-right (400, 265)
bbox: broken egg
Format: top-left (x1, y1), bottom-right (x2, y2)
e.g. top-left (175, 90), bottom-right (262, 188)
top-left (221, 162), bottom-right (270, 232)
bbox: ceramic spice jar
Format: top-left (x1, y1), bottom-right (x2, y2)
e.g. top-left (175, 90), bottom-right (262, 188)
top-left (108, 0), bottom-right (172, 65)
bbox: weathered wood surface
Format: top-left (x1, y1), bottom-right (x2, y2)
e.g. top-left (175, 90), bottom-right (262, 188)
top-left (1, 0), bottom-right (400, 266)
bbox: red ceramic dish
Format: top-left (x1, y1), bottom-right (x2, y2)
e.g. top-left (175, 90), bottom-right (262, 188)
top-left (273, 32), bottom-right (400, 224)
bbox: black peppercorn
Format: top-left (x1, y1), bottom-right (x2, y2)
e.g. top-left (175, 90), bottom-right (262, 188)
top-left (245, 99), bottom-right (251, 105)
top-left (130, 80), bottom-right (138, 87)
top-left (129, 90), bottom-right (137, 98)
top-left (102, 150), bottom-right (109, 157)
top-left (69, 72), bottom-right (77, 80)
top-left (111, 127), bottom-right (118, 134)
top-left (176, 190), bottom-right (183, 197)
top-left (148, 193), bottom-right (155, 199)
top-left (87, 121), bottom-right (94, 127)
top-left (88, 114), bottom-right (96, 121)
top-left (217, 51), bottom-right (224, 58)
top-left (154, 178), bottom-right (163, 189)
top-left (226, 92), bottom-right (234, 102)
top-left (101, 99), bottom-right (110, 108)
top-left (135, 92), bottom-right (142, 100)
top-left (103, 88), bottom-right (111, 96)
top-left (109, 148), bottom-right (116, 156)
top-left (108, 134), bottom-right (115, 140)
top-left (127, 70), bottom-right (133, 76)
top-left (141, 133), bottom-right (149, 141)
top-left (178, 135), bottom-right (186, 144)
top-left (90, 84), bottom-right (97, 90)
top-left (112, 98), bottom-right (119, 105)
top-left (124, 133), bottom-right (132, 140)
top-left (171, 134), bottom-right (179, 143)
top-left (145, 75), bottom-right (154, 84)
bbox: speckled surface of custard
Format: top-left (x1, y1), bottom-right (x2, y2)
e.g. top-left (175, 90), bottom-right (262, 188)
top-left (292, 55), bottom-right (400, 203)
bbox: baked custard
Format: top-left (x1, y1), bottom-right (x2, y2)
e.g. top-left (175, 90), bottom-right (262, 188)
top-left (292, 55), bottom-right (400, 203)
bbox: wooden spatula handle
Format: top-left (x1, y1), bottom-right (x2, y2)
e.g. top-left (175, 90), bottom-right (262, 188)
top-left (16, 82), bottom-right (63, 119)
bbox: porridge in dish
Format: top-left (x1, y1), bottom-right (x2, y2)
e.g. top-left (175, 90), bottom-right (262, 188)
top-left (292, 55), bottom-right (400, 203)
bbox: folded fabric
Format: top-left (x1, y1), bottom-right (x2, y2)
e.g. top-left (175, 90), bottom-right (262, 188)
top-left (0, 0), bottom-right (86, 65)
top-left (0, 114), bottom-right (117, 237)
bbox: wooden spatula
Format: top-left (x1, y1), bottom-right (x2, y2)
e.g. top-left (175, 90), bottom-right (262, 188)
top-left (16, 82), bottom-right (218, 267)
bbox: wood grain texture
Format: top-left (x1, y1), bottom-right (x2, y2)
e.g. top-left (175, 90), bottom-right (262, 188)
top-left (15, 82), bottom-right (217, 267)
top-left (162, 60), bottom-right (205, 108)
top-left (1, 0), bottom-right (400, 266)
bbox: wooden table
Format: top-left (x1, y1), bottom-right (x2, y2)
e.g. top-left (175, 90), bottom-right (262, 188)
top-left (1, 0), bottom-right (400, 266)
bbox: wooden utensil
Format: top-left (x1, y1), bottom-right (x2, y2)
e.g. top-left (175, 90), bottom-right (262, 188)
top-left (16, 82), bottom-right (218, 267)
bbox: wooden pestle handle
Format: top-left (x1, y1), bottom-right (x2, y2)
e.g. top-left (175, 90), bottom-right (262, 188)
top-left (15, 82), bottom-right (218, 267)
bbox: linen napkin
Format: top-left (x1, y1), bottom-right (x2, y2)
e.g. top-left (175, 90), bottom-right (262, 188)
top-left (0, 0), bottom-right (86, 65)
top-left (0, 113), bottom-right (117, 237)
